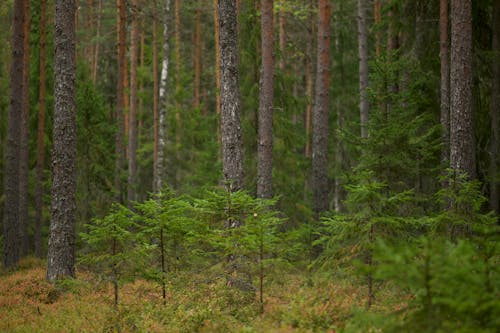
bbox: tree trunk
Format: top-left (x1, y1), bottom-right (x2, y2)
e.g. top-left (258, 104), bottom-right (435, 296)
top-left (194, 8), bottom-right (201, 109)
top-left (128, 0), bottom-right (139, 204)
top-left (19, 0), bottom-right (31, 257)
top-left (214, 0), bottom-right (222, 149)
top-left (312, 0), bottom-right (331, 217)
top-left (440, 0), bottom-right (450, 170)
top-left (374, 0), bottom-right (381, 58)
top-left (490, 0), bottom-right (500, 213)
top-left (115, 0), bottom-right (127, 203)
top-left (358, 0), bottom-right (369, 139)
top-left (35, 0), bottom-right (47, 258)
top-left (257, 0), bottom-right (275, 199)
top-left (305, 0), bottom-right (314, 158)
top-left (157, 0), bottom-right (171, 192)
top-left (219, 0), bottom-right (244, 192)
top-left (47, 0), bottom-right (77, 282)
top-left (92, 0), bottom-right (103, 84)
top-left (450, 0), bottom-right (474, 178)
top-left (3, 0), bottom-right (25, 269)
top-left (153, 0), bottom-right (160, 192)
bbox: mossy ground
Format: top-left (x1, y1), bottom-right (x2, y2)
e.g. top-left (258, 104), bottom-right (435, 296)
top-left (0, 258), bottom-right (403, 332)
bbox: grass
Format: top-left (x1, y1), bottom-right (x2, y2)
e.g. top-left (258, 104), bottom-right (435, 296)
top-left (0, 258), bottom-right (403, 332)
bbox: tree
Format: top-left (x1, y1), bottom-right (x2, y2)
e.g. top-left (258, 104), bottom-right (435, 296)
top-left (3, 0), bottom-right (26, 269)
top-left (358, 0), bottom-right (369, 139)
top-left (450, 0), bottom-right (474, 178)
top-left (47, 0), bottom-right (77, 281)
top-left (35, 0), bottom-right (48, 258)
top-left (128, 0), bottom-right (139, 204)
top-left (257, 0), bottom-right (274, 199)
top-left (312, 0), bottom-right (331, 216)
top-left (490, 0), bottom-right (500, 214)
top-left (115, 0), bottom-right (126, 202)
top-left (440, 0), bottom-right (450, 170)
top-left (219, 0), bottom-right (244, 193)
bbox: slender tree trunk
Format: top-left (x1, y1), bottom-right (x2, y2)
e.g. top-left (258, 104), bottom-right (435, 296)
top-left (174, 0), bottom-right (181, 187)
top-left (304, 0), bottom-right (314, 158)
top-left (374, 0), bottom-right (381, 58)
top-left (490, 0), bottom-right (500, 213)
top-left (450, 0), bottom-right (474, 178)
top-left (92, 0), bottom-right (103, 84)
top-left (358, 0), bottom-right (369, 139)
top-left (387, 7), bottom-right (399, 95)
top-left (312, 0), bottom-right (331, 217)
top-left (157, 0), bottom-right (171, 192)
top-left (194, 8), bottom-right (201, 109)
top-left (153, 0), bottom-right (160, 192)
top-left (47, 0), bottom-right (77, 282)
top-left (257, 0), bottom-right (275, 199)
top-left (128, 0), bottom-right (139, 204)
top-left (440, 0), bottom-right (450, 171)
top-left (3, 0), bottom-right (25, 269)
top-left (35, 0), bottom-right (48, 258)
top-left (86, 0), bottom-right (95, 71)
top-left (214, 0), bottom-right (222, 149)
top-left (219, 0), bottom-right (244, 192)
top-left (115, 0), bottom-right (127, 203)
top-left (19, 0), bottom-right (31, 257)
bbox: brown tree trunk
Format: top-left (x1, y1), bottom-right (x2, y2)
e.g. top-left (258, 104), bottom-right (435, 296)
top-left (128, 0), bottom-right (139, 203)
top-left (157, 0), bottom-right (171, 192)
top-left (86, 0), bottom-right (95, 71)
top-left (219, 0), bottom-right (244, 192)
top-left (358, 0), bottom-right (369, 139)
top-left (47, 0), bottom-right (77, 282)
top-left (92, 0), bottom-right (103, 84)
top-left (305, 0), bottom-right (314, 158)
top-left (387, 7), bottom-right (399, 96)
top-left (153, 0), bottom-right (160, 192)
top-left (450, 0), bottom-right (474, 178)
top-left (257, 0), bottom-right (275, 199)
top-left (440, 0), bottom-right (450, 171)
top-left (214, 0), bottom-right (222, 148)
top-left (194, 8), bottom-right (201, 109)
top-left (35, 0), bottom-right (47, 258)
top-left (3, 0), bottom-right (25, 269)
top-left (19, 0), bottom-right (31, 257)
top-left (312, 0), bottom-right (331, 217)
top-left (490, 0), bottom-right (500, 213)
top-left (115, 0), bottom-right (127, 203)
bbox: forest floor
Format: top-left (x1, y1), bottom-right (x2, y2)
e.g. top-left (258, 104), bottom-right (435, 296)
top-left (0, 258), bottom-right (404, 332)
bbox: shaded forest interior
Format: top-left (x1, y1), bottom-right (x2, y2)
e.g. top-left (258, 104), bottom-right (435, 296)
top-left (0, 0), bottom-right (499, 332)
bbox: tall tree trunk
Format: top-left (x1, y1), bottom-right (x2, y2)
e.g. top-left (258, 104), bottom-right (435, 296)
top-left (153, 0), bottom-right (160, 192)
top-left (47, 0), bottom-right (77, 282)
top-left (157, 0), bottom-right (171, 192)
top-left (193, 7), bottom-right (201, 109)
top-left (387, 6), bottom-right (399, 96)
top-left (440, 0), bottom-right (450, 171)
top-left (86, 0), bottom-right (95, 71)
top-left (278, 1), bottom-right (286, 72)
top-left (312, 0), bottom-right (331, 217)
top-left (219, 0), bottom-right (244, 192)
top-left (257, 0), bottom-right (275, 199)
top-left (3, 0), bottom-right (25, 269)
top-left (214, 0), bottom-right (222, 149)
top-left (490, 0), bottom-right (500, 213)
top-left (374, 0), bottom-right (381, 58)
top-left (128, 0), bottom-right (139, 203)
top-left (92, 0), bottom-right (103, 84)
top-left (305, 0), bottom-right (314, 158)
top-left (35, 0), bottom-right (47, 258)
top-left (115, 0), bottom-right (127, 203)
top-left (450, 0), bottom-right (474, 178)
top-left (174, 0), bottom-right (181, 187)
top-left (358, 0), bottom-right (369, 139)
top-left (19, 0), bottom-right (31, 257)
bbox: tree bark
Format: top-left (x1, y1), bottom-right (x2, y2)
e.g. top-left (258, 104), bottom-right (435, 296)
top-left (153, 0), bottom-right (160, 192)
top-left (128, 0), bottom-right (139, 204)
top-left (358, 0), bottom-right (369, 139)
top-left (115, 0), bottom-right (127, 203)
top-left (312, 0), bottom-right (331, 216)
top-left (440, 0), bottom-right (450, 169)
top-left (3, 0), bottom-right (25, 269)
top-left (19, 0), bottom-right (31, 256)
top-left (450, 0), bottom-right (474, 178)
top-left (257, 0), bottom-right (275, 199)
top-left (214, 0), bottom-right (222, 149)
top-left (35, 0), bottom-right (47, 258)
top-left (47, 0), bottom-right (77, 282)
top-left (490, 0), bottom-right (500, 213)
top-left (219, 0), bottom-right (244, 192)
top-left (157, 0), bottom-right (171, 192)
